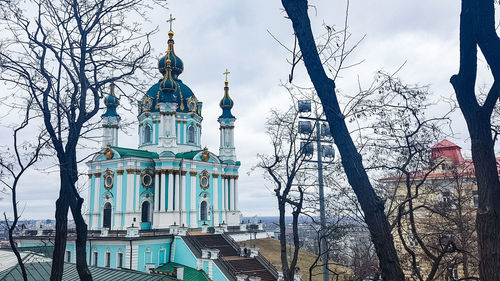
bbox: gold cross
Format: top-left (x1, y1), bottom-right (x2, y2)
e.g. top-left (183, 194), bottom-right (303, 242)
top-left (167, 14), bottom-right (176, 31)
top-left (223, 68), bottom-right (230, 81)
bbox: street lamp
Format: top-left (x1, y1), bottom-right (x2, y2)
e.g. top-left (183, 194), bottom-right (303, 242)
top-left (298, 99), bottom-right (334, 281)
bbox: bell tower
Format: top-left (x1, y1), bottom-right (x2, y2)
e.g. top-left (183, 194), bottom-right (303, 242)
top-left (218, 70), bottom-right (236, 162)
top-left (101, 83), bottom-right (121, 147)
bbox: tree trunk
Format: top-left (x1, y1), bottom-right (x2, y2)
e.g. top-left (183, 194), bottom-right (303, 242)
top-left (50, 191), bottom-right (69, 281)
top-left (70, 192), bottom-right (92, 280)
top-left (468, 116), bottom-right (500, 281)
top-left (8, 220), bottom-right (28, 281)
top-left (281, 1), bottom-right (405, 280)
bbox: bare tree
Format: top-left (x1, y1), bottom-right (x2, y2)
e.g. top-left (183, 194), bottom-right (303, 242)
top-left (450, 1), bottom-right (500, 280)
top-left (280, 1), bottom-right (405, 279)
top-left (0, 0), bottom-right (159, 279)
top-left (258, 100), bottom-right (309, 281)
top-left (0, 98), bottom-right (46, 281)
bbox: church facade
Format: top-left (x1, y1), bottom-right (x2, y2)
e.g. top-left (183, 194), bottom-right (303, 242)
top-left (87, 27), bottom-right (242, 232)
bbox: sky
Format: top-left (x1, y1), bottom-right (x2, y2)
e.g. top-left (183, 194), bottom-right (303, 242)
top-left (0, 0), bottom-right (497, 220)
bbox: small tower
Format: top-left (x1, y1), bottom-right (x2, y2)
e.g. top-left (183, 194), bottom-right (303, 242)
top-left (218, 70), bottom-right (236, 162)
top-left (101, 83), bottom-right (121, 147)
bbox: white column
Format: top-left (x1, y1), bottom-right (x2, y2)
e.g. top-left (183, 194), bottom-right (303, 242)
top-left (154, 172), bottom-right (160, 211)
top-left (181, 171), bottom-right (187, 226)
top-left (93, 172), bottom-right (101, 229)
top-left (135, 170), bottom-right (141, 212)
top-left (223, 176), bottom-right (228, 211)
top-left (174, 172), bottom-right (180, 211)
top-left (230, 177), bottom-right (235, 211)
top-left (126, 169), bottom-right (134, 212)
top-left (190, 172), bottom-right (197, 228)
top-left (160, 114), bottom-right (164, 137)
top-left (162, 171), bottom-right (168, 211)
top-left (213, 174), bottom-right (219, 223)
top-left (234, 176), bottom-right (238, 211)
top-left (167, 171), bottom-right (174, 211)
top-left (176, 120), bottom-right (180, 143)
top-left (115, 170), bottom-right (123, 229)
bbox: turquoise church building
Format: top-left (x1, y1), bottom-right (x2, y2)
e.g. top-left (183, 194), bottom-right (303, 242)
top-left (18, 21), bottom-right (278, 281)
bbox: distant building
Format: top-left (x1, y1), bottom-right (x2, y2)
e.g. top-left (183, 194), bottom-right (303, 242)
top-left (383, 140), bottom-right (500, 280)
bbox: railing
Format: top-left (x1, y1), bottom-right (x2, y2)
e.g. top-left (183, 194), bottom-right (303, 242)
top-left (183, 233), bottom-right (203, 256)
top-left (214, 258), bottom-right (238, 281)
top-left (256, 253), bottom-right (279, 279)
top-left (221, 233), bottom-right (241, 251)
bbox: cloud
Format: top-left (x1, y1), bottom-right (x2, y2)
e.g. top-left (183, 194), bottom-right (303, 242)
top-left (0, 0), bottom-right (493, 220)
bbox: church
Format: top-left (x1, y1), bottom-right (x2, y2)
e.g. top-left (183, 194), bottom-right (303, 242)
top-left (88, 28), bottom-right (241, 231)
top-left (18, 18), bottom-right (278, 281)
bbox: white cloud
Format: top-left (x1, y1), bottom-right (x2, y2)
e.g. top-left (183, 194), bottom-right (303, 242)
top-left (1, 0), bottom-right (493, 220)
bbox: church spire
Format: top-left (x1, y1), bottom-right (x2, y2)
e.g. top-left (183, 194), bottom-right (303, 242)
top-left (219, 69), bottom-right (235, 119)
top-left (218, 69), bottom-right (236, 162)
top-left (101, 81), bottom-right (121, 147)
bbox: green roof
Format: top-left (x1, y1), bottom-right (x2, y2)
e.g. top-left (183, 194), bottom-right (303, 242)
top-left (155, 262), bottom-right (209, 281)
top-left (111, 146), bottom-right (159, 159)
top-left (175, 150), bottom-right (202, 160)
top-left (0, 251), bottom-right (176, 281)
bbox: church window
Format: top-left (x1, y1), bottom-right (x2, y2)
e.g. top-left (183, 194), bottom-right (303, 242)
top-left (93, 251), bottom-right (98, 266)
top-left (187, 125), bottom-right (195, 144)
top-left (65, 251), bottom-right (71, 262)
top-left (104, 174), bottom-right (113, 189)
top-left (117, 252), bottom-right (123, 268)
top-left (103, 202), bottom-right (112, 228)
top-left (142, 173), bottom-right (153, 188)
top-left (141, 201), bottom-right (150, 222)
top-left (144, 124), bottom-right (152, 144)
top-left (105, 251), bottom-right (111, 267)
top-left (200, 201), bottom-right (208, 221)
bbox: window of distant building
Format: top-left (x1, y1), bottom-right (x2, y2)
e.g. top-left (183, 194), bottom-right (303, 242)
top-left (473, 191), bottom-right (479, 209)
top-left (65, 250), bottom-right (71, 263)
top-left (407, 229), bottom-right (418, 247)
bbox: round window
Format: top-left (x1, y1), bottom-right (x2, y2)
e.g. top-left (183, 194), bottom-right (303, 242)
top-left (200, 176), bottom-right (209, 188)
top-left (104, 175), bottom-right (113, 189)
top-left (142, 174), bottom-right (153, 188)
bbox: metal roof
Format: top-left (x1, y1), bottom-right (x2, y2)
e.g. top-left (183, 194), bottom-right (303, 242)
top-left (0, 250), bottom-right (177, 281)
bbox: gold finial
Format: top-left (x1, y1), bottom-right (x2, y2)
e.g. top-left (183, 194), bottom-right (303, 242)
top-left (223, 68), bottom-right (230, 85)
top-left (167, 14), bottom-right (176, 31)
top-left (166, 58), bottom-right (172, 67)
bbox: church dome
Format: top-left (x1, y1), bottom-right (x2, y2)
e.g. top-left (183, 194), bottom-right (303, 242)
top-left (219, 80), bottom-right (234, 119)
top-left (102, 84), bottom-right (120, 117)
top-left (157, 31), bottom-right (184, 78)
top-left (159, 59), bottom-right (178, 103)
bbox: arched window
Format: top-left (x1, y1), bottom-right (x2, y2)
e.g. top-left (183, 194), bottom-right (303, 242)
top-left (144, 124), bottom-right (152, 144)
top-left (103, 202), bottom-right (112, 228)
top-left (200, 201), bottom-right (208, 221)
top-left (141, 201), bottom-right (150, 222)
top-left (187, 125), bottom-right (195, 144)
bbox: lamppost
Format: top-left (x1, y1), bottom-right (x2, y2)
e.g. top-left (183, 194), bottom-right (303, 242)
top-left (298, 99), bottom-right (335, 281)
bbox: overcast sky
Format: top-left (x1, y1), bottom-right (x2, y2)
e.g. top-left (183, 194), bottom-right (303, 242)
top-left (1, 0), bottom-right (497, 220)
